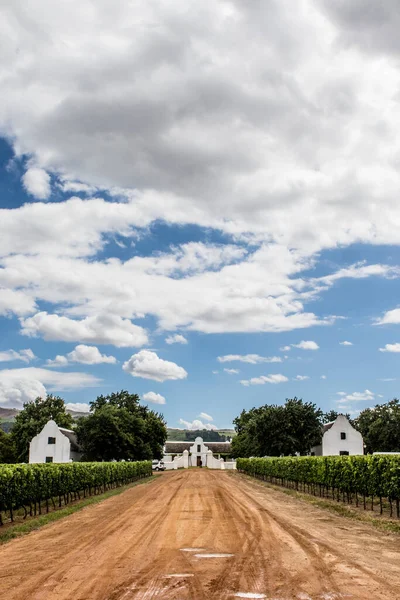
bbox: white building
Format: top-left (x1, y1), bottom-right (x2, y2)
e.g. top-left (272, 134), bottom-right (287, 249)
top-left (311, 415), bottom-right (364, 457)
top-left (29, 419), bottom-right (82, 464)
top-left (163, 436), bottom-right (236, 470)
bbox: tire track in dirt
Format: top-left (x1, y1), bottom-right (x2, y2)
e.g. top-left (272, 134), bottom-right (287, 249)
top-left (1, 470), bottom-right (400, 600)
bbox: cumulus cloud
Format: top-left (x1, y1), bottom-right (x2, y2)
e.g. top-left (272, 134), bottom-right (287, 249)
top-left (179, 418), bottom-right (217, 431)
top-left (65, 403), bottom-right (90, 413)
top-left (198, 412), bottom-right (213, 421)
top-left (240, 374), bottom-right (289, 386)
top-left (321, 375), bottom-right (327, 379)
top-left (142, 391), bottom-right (166, 405)
top-left (22, 168), bottom-right (51, 200)
top-left (0, 349), bottom-right (35, 364)
top-left (0, 367), bottom-right (100, 409)
top-left (20, 312), bottom-right (148, 348)
top-left (280, 346), bottom-right (292, 352)
top-left (294, 375), bottom-right (310, 381)
top-left (0, 288), bottom-right (36, 317)
top-left (165, 334), bottom-right (188, 345)
top-left (379, 343), bottom-right (400, 353)
top-left (340, 341), bottom-right (353, 346)
top-left (376, 308), bottom-right (400, 325)
top-left (338, 389), bottom-right (375, 402)
top-left (217, 354), bottom-right (282, 364)
top-left (292, 341), bottom-right (319, 350)
top-left (47, 344), bottom-right (116, 366)
top-left (123, 350), bottom-right (187, 382)
top-left (224, 368), bottom-right (239, 375)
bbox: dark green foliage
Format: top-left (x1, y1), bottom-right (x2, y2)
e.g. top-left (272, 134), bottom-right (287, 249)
top-left (0, 461), bottom-right (152, 524)
top-left (237, 455), bottom-right (400, 504)
top-left (0, 431), bottom-right (17, 463)
top-left (75, 390), bottom-right (167, 461)
top-left (11, 395), bottom-right (74, 462)
top-left (232, 397), bottom-right (323, 457)
top-left (355, 399), bottom-right (400, 454)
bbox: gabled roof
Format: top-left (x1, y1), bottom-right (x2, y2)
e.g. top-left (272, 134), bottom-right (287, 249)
top-left (59, 427), bottom-right (81, 452)
top-left (164, 440), bottom-right (232, 454)
top-left (323, 421), bottom-right (335, 433)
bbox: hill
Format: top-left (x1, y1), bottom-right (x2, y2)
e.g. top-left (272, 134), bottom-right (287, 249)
top-left (167, 428), bottom-right (235, 441)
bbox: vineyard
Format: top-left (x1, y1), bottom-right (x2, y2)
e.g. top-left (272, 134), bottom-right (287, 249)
top-left (0, 460), bottom-right (152, 525)
top-left (237, 455), bottom-right (400, 518)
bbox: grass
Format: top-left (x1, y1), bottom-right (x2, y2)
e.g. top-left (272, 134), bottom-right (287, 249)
top-left (233, 472), bottom-right (400, 536)
top-left (0, 475), bottom-right (156, 545)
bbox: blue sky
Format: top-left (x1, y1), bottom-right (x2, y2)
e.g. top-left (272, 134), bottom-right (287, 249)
top-left (1, 1), bottom-right (400, 429)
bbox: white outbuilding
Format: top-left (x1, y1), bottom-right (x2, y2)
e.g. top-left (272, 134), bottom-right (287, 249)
top-left (311, 415), bottom-right (364, 457)
top-left (29, 419), bottom-right (82, 464)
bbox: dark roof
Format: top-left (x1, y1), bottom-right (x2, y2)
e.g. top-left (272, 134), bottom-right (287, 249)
top-left (165, 441), bottom-right (232, 454)
top-left (59, 427), bottom-right (81, 452)
top-left (323, 422), bottom-right (335, 433)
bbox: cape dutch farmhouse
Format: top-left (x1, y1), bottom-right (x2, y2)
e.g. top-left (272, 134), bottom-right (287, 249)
top-left (311, 414), bottom-right (364, 457)
top-left (29, 419), bottom-right (82, 464)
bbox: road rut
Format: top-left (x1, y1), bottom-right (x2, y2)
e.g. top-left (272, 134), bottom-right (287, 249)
top-left (0, 470), bottom-right (399, 599)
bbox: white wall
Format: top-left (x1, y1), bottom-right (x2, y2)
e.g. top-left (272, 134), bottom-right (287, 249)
top-left (322, 415), bottom-right (364, 456)
top-left (29, 420), bottom-right (72, 464)
top-left (188, 437), bottom-right (209, 467)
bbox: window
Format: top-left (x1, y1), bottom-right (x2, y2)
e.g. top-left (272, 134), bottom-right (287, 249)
top-left (197, 444), bottom-right (201, 452)
top-left (339, 451), bottom-right (349, 456)
top-left (45, 456), bottom-right (53, 463)
top-left (48, 437), bottom-right (56, 445)
top-left (310, 452), bottom-right (315, 456)
top-left (340, 432), bottom-right (346, 440)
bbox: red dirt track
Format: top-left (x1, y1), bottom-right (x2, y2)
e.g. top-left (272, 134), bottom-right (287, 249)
top-left (1, 470), bottom-right (400, 599)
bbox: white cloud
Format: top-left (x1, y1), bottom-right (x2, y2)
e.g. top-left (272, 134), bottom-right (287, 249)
top-left (0, 367), bottom-right (100, 409)
top-left (0, 349), bottom-right (35, 364)
top-left (179, 418), bottom-right (217, 431)
top-left (280, 346), bottom-right (291, 352)
top-left (3, 2), bottom-right (400, 350)
top-left (22, 168), bottom-right (51, 200)
top-left (21, 312), bottom-right (148, 348)
top-left (376, 308), bottom-right (400, 325)
top-left (224, 368), bottom-right (239, 375)
top-left (337, 392), bottom-right (347, 396)
top-left (212, 370), bottom-right (219, 375)
top-left (321, 375), bottom-right (327, 379)
top-left (47, 344), bottom-right (116, 366)
top-left (165, 334), bottom-right (188, 345)
top-left (379, 377), bottom-right (396, 381)
top-left (377, 394), bottom-right (384, 399)
top-left (240, 374), bottom-right (289, 386)
top-left (198, 412), bottom-right (213, 421)
top-left (338, 389), bottom-right (375, 402)
top-left (292, 341), bottom-right (319, 350)
top-left (379, 343), bottom-right (400, 353)
top-left (217, 354), bottom-right (282, 364)
top-left (65, 402), bottom-right (90, 413)
top-left (340, 341), bottom-right (353, 346)
top-left (294, 375), bottom-right (309, 381)
top-left (142, 391), bottom-right (166, 405)
top-left (0, 378), bottom-right (47, 409)
top-left (123, 350), bottom-right (187, 382)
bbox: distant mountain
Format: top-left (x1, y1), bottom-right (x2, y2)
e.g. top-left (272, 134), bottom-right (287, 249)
top-left (0, 407), bottom-right (19, 421)
top-left (0, 407), bottom-right (88, 432)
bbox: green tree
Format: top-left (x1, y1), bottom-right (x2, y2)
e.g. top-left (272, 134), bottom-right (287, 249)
top-left (76, 390), bottom-right (167, 461)
top-left (11, 395), bottom-right (73, 462)
top-left (0, 430), bottom-right (17, 463)
top-left (231, 397), bottom-right (323, 457)
top-left (322, 410), bottom-right (352, 424)
top-left (355, 399), bottom-right (400, 454)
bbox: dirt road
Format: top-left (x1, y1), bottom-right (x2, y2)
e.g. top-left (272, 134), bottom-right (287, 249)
top-left (0, 471), bottom-right (400, 600)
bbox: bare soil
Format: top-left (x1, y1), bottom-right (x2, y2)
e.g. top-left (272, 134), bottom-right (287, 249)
top-left (0, 470), bottom-right (399, 600)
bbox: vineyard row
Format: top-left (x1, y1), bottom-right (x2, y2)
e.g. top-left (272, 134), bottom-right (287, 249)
top-left (0, 460), bottom-right (152, 525)
top-left (237, 455), bottom-right (400, 517)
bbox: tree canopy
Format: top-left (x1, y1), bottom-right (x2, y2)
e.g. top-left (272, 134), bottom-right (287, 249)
top-left (11, 395), bottom-right (73, 462)
top-left (355, 399), bottom-right (400, 454)
top-left (231, 397), bottom-right (323, 458)
top-left (75, 390), bottom-right (167, 461)
top-left (0, 430), bottom-right (17, 463)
